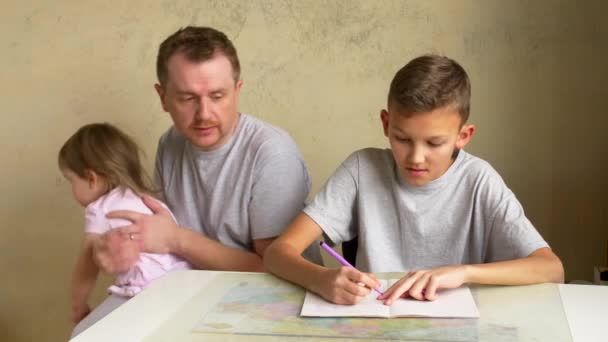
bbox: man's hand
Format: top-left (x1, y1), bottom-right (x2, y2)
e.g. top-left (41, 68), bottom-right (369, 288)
top-left (378, 265), bottom-right (469, 305)
top-left (312, 267), bottom-right (380, 305)
top-left (92, 229), bottom-right (140, 274)
top-left (106, 195), bottom-right (180, 255)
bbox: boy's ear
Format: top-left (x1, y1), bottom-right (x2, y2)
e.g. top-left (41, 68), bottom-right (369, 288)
top-left (455, 124), bottom-right (476, 149)
top-left (380, 109), bottom-right (390, 137)
top-left (154, 83), bottom-right (169, 112)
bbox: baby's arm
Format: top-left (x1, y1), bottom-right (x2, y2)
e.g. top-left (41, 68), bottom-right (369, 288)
top-left (71, 233), bottom-right (100, 324)
top-left (264, 213), bottom-right (379, 305)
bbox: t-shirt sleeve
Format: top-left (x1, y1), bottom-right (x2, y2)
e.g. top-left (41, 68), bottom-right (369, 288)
top-left (84, 205), bottom-right (109, 235)
top-left (482, 169), bottom-right (549, 262)
top-left (248, 144), bottom-right (311, 240)
top-left (154, 135), bottom-right (167, 203)
top-left (303, 152), bottom-right (359, 246)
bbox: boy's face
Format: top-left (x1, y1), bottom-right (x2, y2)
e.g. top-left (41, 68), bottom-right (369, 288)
top-left (381, 105), bottom-right (475, 187)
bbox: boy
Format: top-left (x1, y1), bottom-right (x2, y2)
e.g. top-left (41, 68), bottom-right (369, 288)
top-left (264, 55), bottom-right (564, 306)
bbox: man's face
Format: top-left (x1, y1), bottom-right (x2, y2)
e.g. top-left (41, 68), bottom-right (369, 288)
top-left (381, 105), bottom-right (474, 187)
top-left (155, 52), bottom-right (243, 151)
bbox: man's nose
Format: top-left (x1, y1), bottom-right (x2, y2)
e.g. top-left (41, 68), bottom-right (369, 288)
top-left (194, 98), bottom-right (212, 121)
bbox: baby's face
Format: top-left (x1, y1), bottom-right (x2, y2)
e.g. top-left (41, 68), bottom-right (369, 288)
top-left (61, 168), bottom-right (106, 207)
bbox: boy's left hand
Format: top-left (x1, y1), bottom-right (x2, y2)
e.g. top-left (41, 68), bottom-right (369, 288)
top-left (378, 265), bottom-right (470, 305)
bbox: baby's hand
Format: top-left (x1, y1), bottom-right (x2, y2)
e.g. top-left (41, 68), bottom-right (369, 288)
top-left (378, 265), bottom-right (469, 305)
top-left (71, 303), bottom-right (91, 324)
top-left (313, 267), bottom-right (380, 305)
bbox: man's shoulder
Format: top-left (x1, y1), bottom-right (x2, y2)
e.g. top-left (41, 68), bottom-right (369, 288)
top-left (157, 126), bottom-right (187, 155)
top-left (158, 125), bottom-right (184, 145)
top-left (343, 147), bottom-right (394, 167)
top-left (238, 114), bottom-right (300, 155)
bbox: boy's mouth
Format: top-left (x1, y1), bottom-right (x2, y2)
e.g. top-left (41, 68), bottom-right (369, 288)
top-left (406, 167), bottom-right (427, 176)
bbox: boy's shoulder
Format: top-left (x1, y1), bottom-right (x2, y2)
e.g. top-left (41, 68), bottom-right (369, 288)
top-left (455, 151), bottom-right (508, 194)
top-left (458, 150), bottom-right (495, 175)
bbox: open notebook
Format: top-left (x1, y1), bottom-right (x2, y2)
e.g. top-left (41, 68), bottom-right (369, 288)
top-left (301, 279), bottom-right (479, 318)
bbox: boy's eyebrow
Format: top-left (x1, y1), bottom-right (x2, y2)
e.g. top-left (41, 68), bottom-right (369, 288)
top-left (428, 135), bottom-right (448, 140)
top-left (392, 129), bottom-right (448, 140)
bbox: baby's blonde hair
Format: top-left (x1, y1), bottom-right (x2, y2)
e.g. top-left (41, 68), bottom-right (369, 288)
top-left (58, 123), bottom-right (155, 196)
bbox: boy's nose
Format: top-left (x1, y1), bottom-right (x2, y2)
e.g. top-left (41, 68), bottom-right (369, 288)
top-left (408, 146), bottom-right (425, 164)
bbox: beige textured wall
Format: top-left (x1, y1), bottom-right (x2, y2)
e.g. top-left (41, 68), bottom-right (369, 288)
top-left (2, 1), bottom-right (607, 340)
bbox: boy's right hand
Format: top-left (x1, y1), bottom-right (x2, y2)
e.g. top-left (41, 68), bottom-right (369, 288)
top-left (313, 267), bottom-right (380, 305)
top-left (71, 303), bottom-right (91, 324)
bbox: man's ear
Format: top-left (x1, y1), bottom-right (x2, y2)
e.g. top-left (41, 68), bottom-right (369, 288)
top-left (233, 79), bottom-right (244, 103)
top-left (154, 83), bottom-right (169, 112)
top-left (455, 124), bottom-right (476, 149)
top-left (380, 109), bottom-right (390, 137)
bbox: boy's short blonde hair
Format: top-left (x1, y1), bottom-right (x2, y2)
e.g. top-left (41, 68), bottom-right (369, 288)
top-left (388, 54), bottom-right (471, 123)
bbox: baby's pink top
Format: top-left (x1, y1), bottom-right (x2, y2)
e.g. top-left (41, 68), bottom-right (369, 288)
top-left (85, 187), bottom-right (190, 297)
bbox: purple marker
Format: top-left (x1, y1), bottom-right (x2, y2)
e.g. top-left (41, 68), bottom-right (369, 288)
top-left (319, 241), bottom-right (383, 295)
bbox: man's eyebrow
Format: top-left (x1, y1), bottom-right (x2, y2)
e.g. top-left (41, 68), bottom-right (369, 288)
top-left (174, 90), bottom-right (196, 95)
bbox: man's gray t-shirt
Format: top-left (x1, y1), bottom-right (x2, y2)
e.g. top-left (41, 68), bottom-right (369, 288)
top-left (304, 148), bottom-right (548, 272)
top-left (155, 113), bottom-right (321, 264)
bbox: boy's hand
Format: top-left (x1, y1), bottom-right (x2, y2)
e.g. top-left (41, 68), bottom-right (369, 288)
top-left (378, 265), bottom-right (470, 305)
top-left (71, 303), bottom-right (91, 324)
top-left (314, 267), bottom-right (380, 305)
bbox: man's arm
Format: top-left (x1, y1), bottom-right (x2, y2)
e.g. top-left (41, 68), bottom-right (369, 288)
top-left (105, 195), bottom-right (269, 272)
top-left (171, 226), bottom-right (271, 271)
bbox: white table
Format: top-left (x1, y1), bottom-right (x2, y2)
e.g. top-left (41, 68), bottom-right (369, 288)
top-left (71, 270), bottom-right (608, 342)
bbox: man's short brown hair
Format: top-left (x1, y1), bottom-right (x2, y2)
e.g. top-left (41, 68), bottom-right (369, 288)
top-left (156, 26), bottom-right (240, 85)
top-left (388, 55), bottom-right (471, 123)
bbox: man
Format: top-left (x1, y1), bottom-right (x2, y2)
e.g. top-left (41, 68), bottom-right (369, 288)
top-left (72, 26), bottom-right (319, 338)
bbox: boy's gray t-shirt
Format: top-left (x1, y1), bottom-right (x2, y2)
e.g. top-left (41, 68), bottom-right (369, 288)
top-left (155, 113), bottom-right (321, 264)
top-left (304, 148), bottom-right (548, 272)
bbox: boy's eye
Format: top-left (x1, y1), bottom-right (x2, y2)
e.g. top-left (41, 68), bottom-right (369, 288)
top-left (428, 141), bottom-right (443, 147)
